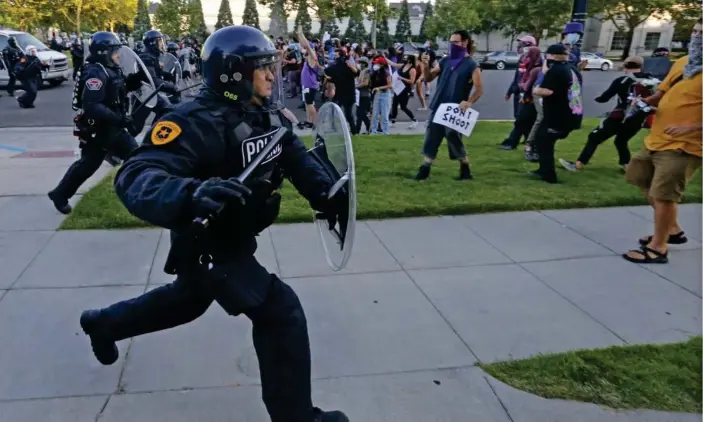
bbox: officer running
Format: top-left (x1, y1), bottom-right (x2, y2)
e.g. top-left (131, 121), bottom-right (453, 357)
top-left (78, 25), bottom-right (349, 422)
top-left (132, 30), bottom-right (179, 135)
top-left (48, 32), bottom-right (141, 215)
top-left (14, 45), bottom-right (46, 108)
top-left (2, 36), bottom-right (24, 97)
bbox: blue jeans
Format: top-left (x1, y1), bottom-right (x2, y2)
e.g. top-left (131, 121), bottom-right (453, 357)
top-left (371, 90), bottom-right (391, 134)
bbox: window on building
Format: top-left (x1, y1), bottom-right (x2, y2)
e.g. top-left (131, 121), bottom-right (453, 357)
top-left (644, 32), bottom-right (661, 50)
top-left (610, 31), bottom-right (627, 50)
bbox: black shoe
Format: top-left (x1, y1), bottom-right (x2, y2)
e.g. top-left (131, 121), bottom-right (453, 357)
top-left (48, 190), bottom-right (72, 215)
top-left (456, 163), bottom-right (472, 180)
top-left (415, 164), bottom-right (431, 180)
top-left (498, 145), bottom-right (516, 151)
top-left (313, 407), bottom-right (350, 422)
top-left (80, 310), bottom-right (119, 366)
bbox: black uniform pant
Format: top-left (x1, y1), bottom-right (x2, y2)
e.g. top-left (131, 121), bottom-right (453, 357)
top-left (353, 96), bottom-right (371, 134)
top-left (334, 99), bottom-right (355, 131)
top-left (535, 124), bottom-right (571, 182)
top-left (17, 78), bottom-right (38, 106)
top-left (95, 252), bottom-right (314, 422)
top-left (6, 71), bottom-right (17, 95)
top-left (52, 130), bottom-right (137, 201)
top-left (72, 57), bottom-right (83, 80)
top-left (577, 114), bottom-right (645, 166)
top-left (423, 113), bottom-right (467, 160)
top-left (502, 102), bottom-right (537, 148)
top-left (390, 90), bottom-right (416, 122)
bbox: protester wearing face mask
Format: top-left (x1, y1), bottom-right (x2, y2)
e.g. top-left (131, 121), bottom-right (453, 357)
top-left (530, 43), bottom-right (584, 184)
top-left (505, 35), bottom-right (536, 119)
top-left (415, 30), bottom-right (483, 181)
top-left (644, 47), bottom-right (673, 81)
top-left (499, 46), bottom-right (543, 150)
top-left (284, 40), bottom-right (302, 98)
top-left (369, 56), bottom-right (392, 135)
top-left (390, 54), bottom-right (419, 129)
top-left (354, 57), bottom-right (372, 135)
top-left (622, 18), bottom-right (702, 265)
top-left (559, 56), bottom-right (654, 172)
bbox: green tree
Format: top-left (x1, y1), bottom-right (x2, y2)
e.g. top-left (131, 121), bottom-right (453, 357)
top-left (2, 0), bottom-right (55, 32)
top-left (377, 15), bottom-right (391, 47)
top-left (154, 0), bottom-right (184, 37)
top-left (268, 0), bottom-right (288, 38)
top-left (668, 0), bottom-right (701, 42)
top-left (322, 18), bottom-right (341, 38)
top-left (425, 0), bottom-right (480, 41)
top-left (492, 0), bottom-right (571, 45)
top-left (294, 0), bottom-right (312, 37)
top-left (215, 0), bottom-right (234, 30)
top-left (186, 0), bottom-right (209, 41)
top-left (472, 9), bottom-right (503, 51)
top-left (241, 0), bottom-right (260, 28)
top-left (344, 16), bottom-right (357, 39)
top-left (350, 14), bottom-right (367, 41)
top-left (395, 0), bottom-right (412, 38)
top-left (588, 0), bottom-right (677, 59)
top-left (418, 1), bottom-right (432, 41)
top-left (132, 0), bottom-right (151, 39)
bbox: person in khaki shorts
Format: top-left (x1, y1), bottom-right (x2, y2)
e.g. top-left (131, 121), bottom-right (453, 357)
top-left (623, 18), bottom-right (702, 264)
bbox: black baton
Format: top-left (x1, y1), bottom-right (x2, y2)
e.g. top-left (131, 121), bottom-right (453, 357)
top-left (191, 127), bottom-right (287, 230)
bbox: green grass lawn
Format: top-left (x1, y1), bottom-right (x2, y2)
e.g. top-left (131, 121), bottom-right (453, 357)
top-left (59, 118), bottom-right (702, 230)
top-left (480, 336), bottom-right (702, 413)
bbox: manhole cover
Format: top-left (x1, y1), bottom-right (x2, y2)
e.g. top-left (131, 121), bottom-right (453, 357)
top-left (13, 150), bottom-right (75, 158)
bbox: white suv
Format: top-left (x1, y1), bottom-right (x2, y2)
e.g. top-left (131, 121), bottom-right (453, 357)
top-left (0, 29), bottom-right (73, 88)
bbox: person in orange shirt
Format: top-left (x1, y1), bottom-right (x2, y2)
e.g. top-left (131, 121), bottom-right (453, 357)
top-left (623, 18), bottom-right (702, 264)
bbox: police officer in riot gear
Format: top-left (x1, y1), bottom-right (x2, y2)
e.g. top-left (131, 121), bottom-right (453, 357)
top-left (14, 45), bottom-right (46, 108)
top-left (48, 32), bottom-right (141, 215)
top-left (70, 38), bottom-right (85, 81)
top-left (2, 36), bottom-right (24, 96)
top-left (131, 30), bottom-right (179, 134)
top-left (166, 41), bottom-right (179, 56)
top-left (78, 25), bottom-right (349, 422)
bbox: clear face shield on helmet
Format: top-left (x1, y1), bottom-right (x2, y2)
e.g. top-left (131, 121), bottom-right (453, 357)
top-left (155, 37), bottom-right (166, 53)
top-left (248, 53), bottom-right (285, 111)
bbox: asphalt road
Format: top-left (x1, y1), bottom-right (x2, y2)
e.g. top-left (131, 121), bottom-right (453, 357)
top-left (0, 69), bottom-right (617, 128)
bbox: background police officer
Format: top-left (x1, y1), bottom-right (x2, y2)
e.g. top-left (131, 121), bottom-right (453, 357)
top-left (78, 25), bottom-right (349, 422)
top-left (48, 32), bottom-right (140, 215)
top-left (70, 37), bottom-right (85, 81)
top-left (14, 45), bottom-right (46, 108)
top-left (2, 36), bottom-right (24, 97)
top-left (131, 30), bottom-right (179, 134)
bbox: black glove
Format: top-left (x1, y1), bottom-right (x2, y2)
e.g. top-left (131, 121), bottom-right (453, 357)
top-left (191, 177), bottom-right (252, 219)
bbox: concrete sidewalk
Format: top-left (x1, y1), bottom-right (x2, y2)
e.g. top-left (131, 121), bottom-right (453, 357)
top-left (0, 199), bottom-right (700, 421)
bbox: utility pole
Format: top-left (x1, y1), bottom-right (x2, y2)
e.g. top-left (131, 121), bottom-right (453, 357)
top-left (370, 0), bottom-right (379, 48)
top-left (571, 0), bottom-right (587, 51)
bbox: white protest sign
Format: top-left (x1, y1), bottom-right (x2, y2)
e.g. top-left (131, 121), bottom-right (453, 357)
top-left (355, 89), bottom-right (360, 106)
top-left (432, 103), bottom-right (479, 137)
top-left (391, 72), bottom-right (406, 96)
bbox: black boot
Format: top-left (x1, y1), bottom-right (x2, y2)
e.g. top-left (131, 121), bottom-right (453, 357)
top-left (80, 310), bottom-right (119, 366)
top-left (456, 162), bottom-right (472, 180)
top-left (414, 163), bottom-right (431, 180)
top-left (313, 407), bottom-right (350, 422)
top-left (48, 190), bottom-right (72, 215)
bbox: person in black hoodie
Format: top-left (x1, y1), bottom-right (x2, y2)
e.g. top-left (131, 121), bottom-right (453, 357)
top-left (2, 36), bottom-right (25, 97)
top-left (559, 56), bottom-right (654, 172)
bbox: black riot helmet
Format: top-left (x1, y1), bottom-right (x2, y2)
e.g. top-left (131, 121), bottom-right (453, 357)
top-left (167, 42), bottom-right (179, 55)
top-left (88, 31), bottom-right (122, 67)
top-left (8, 36), bottom-right (17, 48)
top-left (201, 25), bottom-right (284, 110)
top-left (143, 29), bottom-right (165, 54)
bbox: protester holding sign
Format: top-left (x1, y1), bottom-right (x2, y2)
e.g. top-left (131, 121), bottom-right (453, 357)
top-left (415, 30), bottom-right (483, 181)
top-left (530, 43), bottom-right (584, 184)
top-left (390, 54), bottom-right (419, 129)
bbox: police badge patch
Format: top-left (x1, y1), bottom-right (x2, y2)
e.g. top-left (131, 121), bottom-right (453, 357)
top-left (85, 78), bottom-right (103, 91)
